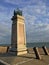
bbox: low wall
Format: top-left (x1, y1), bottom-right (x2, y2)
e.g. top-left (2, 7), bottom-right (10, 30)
top-left (0, 46), bottom-right (8, 53)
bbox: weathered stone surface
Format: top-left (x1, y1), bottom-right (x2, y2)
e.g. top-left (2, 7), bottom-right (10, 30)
top-left (10, 14), bottom-right (27, 55)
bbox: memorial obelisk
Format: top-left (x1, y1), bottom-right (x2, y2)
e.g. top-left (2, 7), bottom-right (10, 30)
top-left (11, 9), bottom-right (27, 55)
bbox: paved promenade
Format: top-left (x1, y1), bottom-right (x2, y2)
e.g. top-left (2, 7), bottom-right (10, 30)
top-left (0, 48), bottom-right (49, 65)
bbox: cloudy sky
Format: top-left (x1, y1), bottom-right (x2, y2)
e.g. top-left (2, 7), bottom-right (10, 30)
top-left (0, 0), bottom-right (49, 44)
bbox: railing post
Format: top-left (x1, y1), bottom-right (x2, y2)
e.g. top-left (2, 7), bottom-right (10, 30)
top-left (42, 46), bottom-right (49, 55)
top-left (33, 47), bottom-right (41, 60)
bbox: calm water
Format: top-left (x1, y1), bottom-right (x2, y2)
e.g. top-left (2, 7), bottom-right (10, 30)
top-left (0, 42), bottom-right (49, 48)
top-left (26, 42), bottom-right (49, 48)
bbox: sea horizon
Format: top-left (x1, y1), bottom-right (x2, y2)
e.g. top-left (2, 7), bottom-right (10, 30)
top-left (0, 42), bottom-right (49, 48)
top-left (27, 42), bottom-right (49, 48)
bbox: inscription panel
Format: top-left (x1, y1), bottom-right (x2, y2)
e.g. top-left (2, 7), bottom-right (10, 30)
top-left (18, 23), bottom-right (25, 44)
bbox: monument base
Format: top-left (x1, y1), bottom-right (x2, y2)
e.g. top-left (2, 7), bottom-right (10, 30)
top-left (17, 50), bottom-right (27, 55)
top-left (9, 45), bottom-right (27, 55)
top-left (17, 46), bottom-right (27, 55)
top-left (17, 44), bottom-right (27, 55)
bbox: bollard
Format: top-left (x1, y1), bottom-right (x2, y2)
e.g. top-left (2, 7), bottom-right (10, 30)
top-left (33, 47), bottom-right (41, 60)
top-left (42, 46), bottom-right (49, 55)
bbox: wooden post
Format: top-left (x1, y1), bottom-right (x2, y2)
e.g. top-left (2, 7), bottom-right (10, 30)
top-left (42, 46), bottom-right (49, 55)
top-left (33, 47), bottom-right (41, 60)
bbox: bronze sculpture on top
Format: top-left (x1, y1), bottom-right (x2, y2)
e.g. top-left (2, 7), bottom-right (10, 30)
top-left (14, 8), bottom-right (22, 16)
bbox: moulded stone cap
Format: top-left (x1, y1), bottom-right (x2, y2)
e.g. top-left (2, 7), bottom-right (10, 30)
top-left (11, 15), bottom-right (24, 20)
top-left (17, 15), bottom-right (24, 20)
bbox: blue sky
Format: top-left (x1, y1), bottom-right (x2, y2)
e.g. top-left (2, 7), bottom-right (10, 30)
top-left (0, 0), bottom-right (49, 44)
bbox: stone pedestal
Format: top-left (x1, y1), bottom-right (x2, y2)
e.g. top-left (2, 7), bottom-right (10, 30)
top-left (10, 15), bottom-right (27, 55)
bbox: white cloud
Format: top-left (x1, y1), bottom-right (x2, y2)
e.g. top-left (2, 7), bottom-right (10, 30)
top-left (4, 0), bottom-right (40, 5)
top-left (5, 0), bottom-right (22, 5)
top-left (0, 0), bottom-right (49, 44)
top-left (0, 23), bottom-right (11, 35)
top-left (26, 24), bottom-right (49, 43)
top-left (47, 12), bottom-right (49, 16)
top-left (22, 1), bottom-right (49, 43)
top-left (0, 6), bottom-right (12, 17)
top-left (0, 23), bottom-right (11, 44)
top-left (35, 8), bottom-right (41, 13)
top-left (0, 5), bottom-right (12, 44)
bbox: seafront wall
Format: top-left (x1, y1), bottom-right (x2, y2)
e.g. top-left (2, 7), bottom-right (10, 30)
top-left (0, 46), bottom-right (8, 53)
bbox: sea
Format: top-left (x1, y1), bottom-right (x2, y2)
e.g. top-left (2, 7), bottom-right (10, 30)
top-left (26, 42), bottom-right (49, 48)
top-left (0, 42), bottom-right (49, 48)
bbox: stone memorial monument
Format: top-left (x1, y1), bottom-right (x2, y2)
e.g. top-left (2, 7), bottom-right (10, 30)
top-left (10, 9), bottom-right (27, 55)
